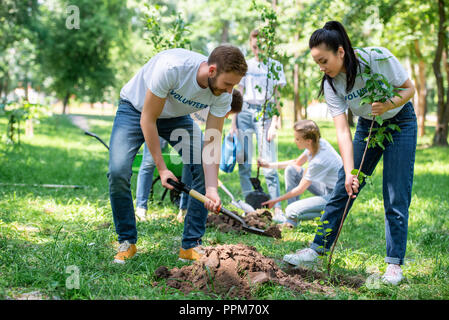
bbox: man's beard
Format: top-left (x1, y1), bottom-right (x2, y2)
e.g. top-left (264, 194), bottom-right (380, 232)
top-left (208, 76), bottom-right (225, 96)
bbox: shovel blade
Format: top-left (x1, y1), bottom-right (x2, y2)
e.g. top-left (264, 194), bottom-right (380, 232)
top-left (219, 206), bottom-right (273, 238)
top-left (242, 225), bottom-right (274, 237)
top-left (249, 177), bottom-right (263, 192)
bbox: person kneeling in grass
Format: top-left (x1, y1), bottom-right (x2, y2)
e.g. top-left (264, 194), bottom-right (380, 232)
top-left (258, 120), bottom-right (342, 228)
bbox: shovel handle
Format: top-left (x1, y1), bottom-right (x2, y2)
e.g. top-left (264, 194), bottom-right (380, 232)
top-left (189, 189), bottom-right (210, 204)
top-left (167, 178), bottom-right (210, 204)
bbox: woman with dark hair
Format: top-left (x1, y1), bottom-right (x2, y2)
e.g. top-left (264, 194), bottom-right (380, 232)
top-left (283, 21), bottom-right (417, 286)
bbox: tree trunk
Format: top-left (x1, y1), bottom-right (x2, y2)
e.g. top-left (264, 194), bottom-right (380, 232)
top-left (414, 39), bottom-right (427, 137)
top-left (441, 45), bottom-right (449, 145)
top-left (0, 78), bottom-right (3, 101)
top-left (62, 93), bottom-right (70, 114)
top-left (433, 0), bottom-right (449, 146)
top-left (220, 20), bottom-right (229, 44)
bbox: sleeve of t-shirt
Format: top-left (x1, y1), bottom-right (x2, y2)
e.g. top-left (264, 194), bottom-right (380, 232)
top-left (323, 80), bottom-right (348, 118)
top-left (372, 47), bottom-right (409, 87)
top-left (144, 60), bottom-right (178, 99)
top-left (209, 94), bottom-right (232, 118)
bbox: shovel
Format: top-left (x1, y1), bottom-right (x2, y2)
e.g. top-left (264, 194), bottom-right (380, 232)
top-left (167, 178), bottom-right (274, 238)
top-left (245, 167), bottom-right (270, 209)
top-left (218, 179), bottom-right (255, 215)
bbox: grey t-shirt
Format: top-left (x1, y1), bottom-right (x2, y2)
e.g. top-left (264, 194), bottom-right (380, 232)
top-left (323, 47), bottom-right (410, 120)
top-left (302, 138), bottom-right (343, 190)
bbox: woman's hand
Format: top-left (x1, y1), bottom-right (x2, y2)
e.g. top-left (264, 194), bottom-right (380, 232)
top-left (345, 173), bottom-right (360, 199)
top-left (262, 198), bottom-right (278, 209)
top-left (371, 102), bottom-right (390, 116)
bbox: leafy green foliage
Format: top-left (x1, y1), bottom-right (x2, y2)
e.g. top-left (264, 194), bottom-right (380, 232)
top-left (144, 4), bottom-right (192, 56)
top-left (250, 0), bottom-right (283, 120)
top-left (355, 47), bottom-right (403, 150)
top-left (0, 99), bottom-right (49, 144)
top-left (34, 0), bottom-right (132, 108)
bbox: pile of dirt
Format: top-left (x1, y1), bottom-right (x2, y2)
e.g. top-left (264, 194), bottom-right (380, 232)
top-left (154, 244), bottom-right (329, 299)
top-left (206, 209), bottom-right (281, 238)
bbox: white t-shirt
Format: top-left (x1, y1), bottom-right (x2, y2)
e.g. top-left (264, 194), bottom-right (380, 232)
top-left (239, 57), bottom-right (286, 105)
top-left (324, 47), bottom-right (410, 120)
top-left (120, 48), bottom-right (231, 118)
top-left (302, 138), bottom-right (343, 190)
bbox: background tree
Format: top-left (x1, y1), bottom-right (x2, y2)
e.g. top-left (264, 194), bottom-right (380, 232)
top-left (35, 0), bottom-right (133, 113)
top-left (0, 0), bottom-right (39, 103)
top-left (432, 0), bottom-right (449, 146)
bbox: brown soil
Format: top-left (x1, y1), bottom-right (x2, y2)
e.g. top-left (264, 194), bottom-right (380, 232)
top-left (285, 265), bottom-right (366, 289)
top-left (154, 244), bottom-right (330, 299)
top-left (206, 209), bottom-right (282, 239)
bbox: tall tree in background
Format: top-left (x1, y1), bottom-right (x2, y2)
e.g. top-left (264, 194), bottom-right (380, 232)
top-left (0, 0), bottom-right (39, 102)
top-left (35, 0), bottom-right (131, 113)
top-left (433, 0), bottom-right (449, 146)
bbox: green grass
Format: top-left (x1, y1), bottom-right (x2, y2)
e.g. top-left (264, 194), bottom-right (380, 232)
top-left (1, 113), bottom-right (448, 300)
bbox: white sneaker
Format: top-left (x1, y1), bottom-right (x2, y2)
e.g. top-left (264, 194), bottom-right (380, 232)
top-left (135, 207), bottom-right (147, 221)
top-left (283, 248), bottom-right (318, 266)
top-left (381, 264), bottom-right (403, 285)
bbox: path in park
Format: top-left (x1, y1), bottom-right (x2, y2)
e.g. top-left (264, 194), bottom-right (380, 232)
top-left (69, 115), bottom-right (90, 132)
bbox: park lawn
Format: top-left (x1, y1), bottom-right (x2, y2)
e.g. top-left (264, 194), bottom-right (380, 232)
top-left (0, 112), bottom-right (448, 300)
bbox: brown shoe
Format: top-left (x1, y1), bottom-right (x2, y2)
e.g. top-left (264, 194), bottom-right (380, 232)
top-left (179, 246), bottom-right (204, 262)
top-left (113, 240), bottom-right (137, 264)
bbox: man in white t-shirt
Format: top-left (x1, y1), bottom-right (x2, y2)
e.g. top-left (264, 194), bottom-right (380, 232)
top-left (108, 45), bottom-right (247, 264)
top-left (230, 29), bottom-right (286, 216)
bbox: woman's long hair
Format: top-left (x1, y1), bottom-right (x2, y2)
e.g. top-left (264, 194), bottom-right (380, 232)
top-left (309, 21), bottom-right (360, 96)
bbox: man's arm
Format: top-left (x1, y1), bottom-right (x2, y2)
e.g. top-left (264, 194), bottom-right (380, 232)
top-left (140, 89), bottom-right (178, 189)
top-left (262, 174), bottom-right (312, 208)
top-left (258, 152), bottom-right (307, 170)
top-left (202, 112), bottom-right (225, 212)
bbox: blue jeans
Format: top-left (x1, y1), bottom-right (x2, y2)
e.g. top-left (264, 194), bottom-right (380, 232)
top-left (236, 103), bottom-right (281, 207)
top-left (108, 99), bottom-right (207, 249)
top-left (284, 165), bottom-right (333, 227)
top-left (135, 138), bottom-right (166, 210)
top-left (310, 102), bottom-right (417, 265)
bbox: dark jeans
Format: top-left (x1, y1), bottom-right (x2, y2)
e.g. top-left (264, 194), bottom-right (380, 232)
top-left (310, 102), bottom-right (417, 265)
top-left (108, 99), bottom-right (206, 249)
